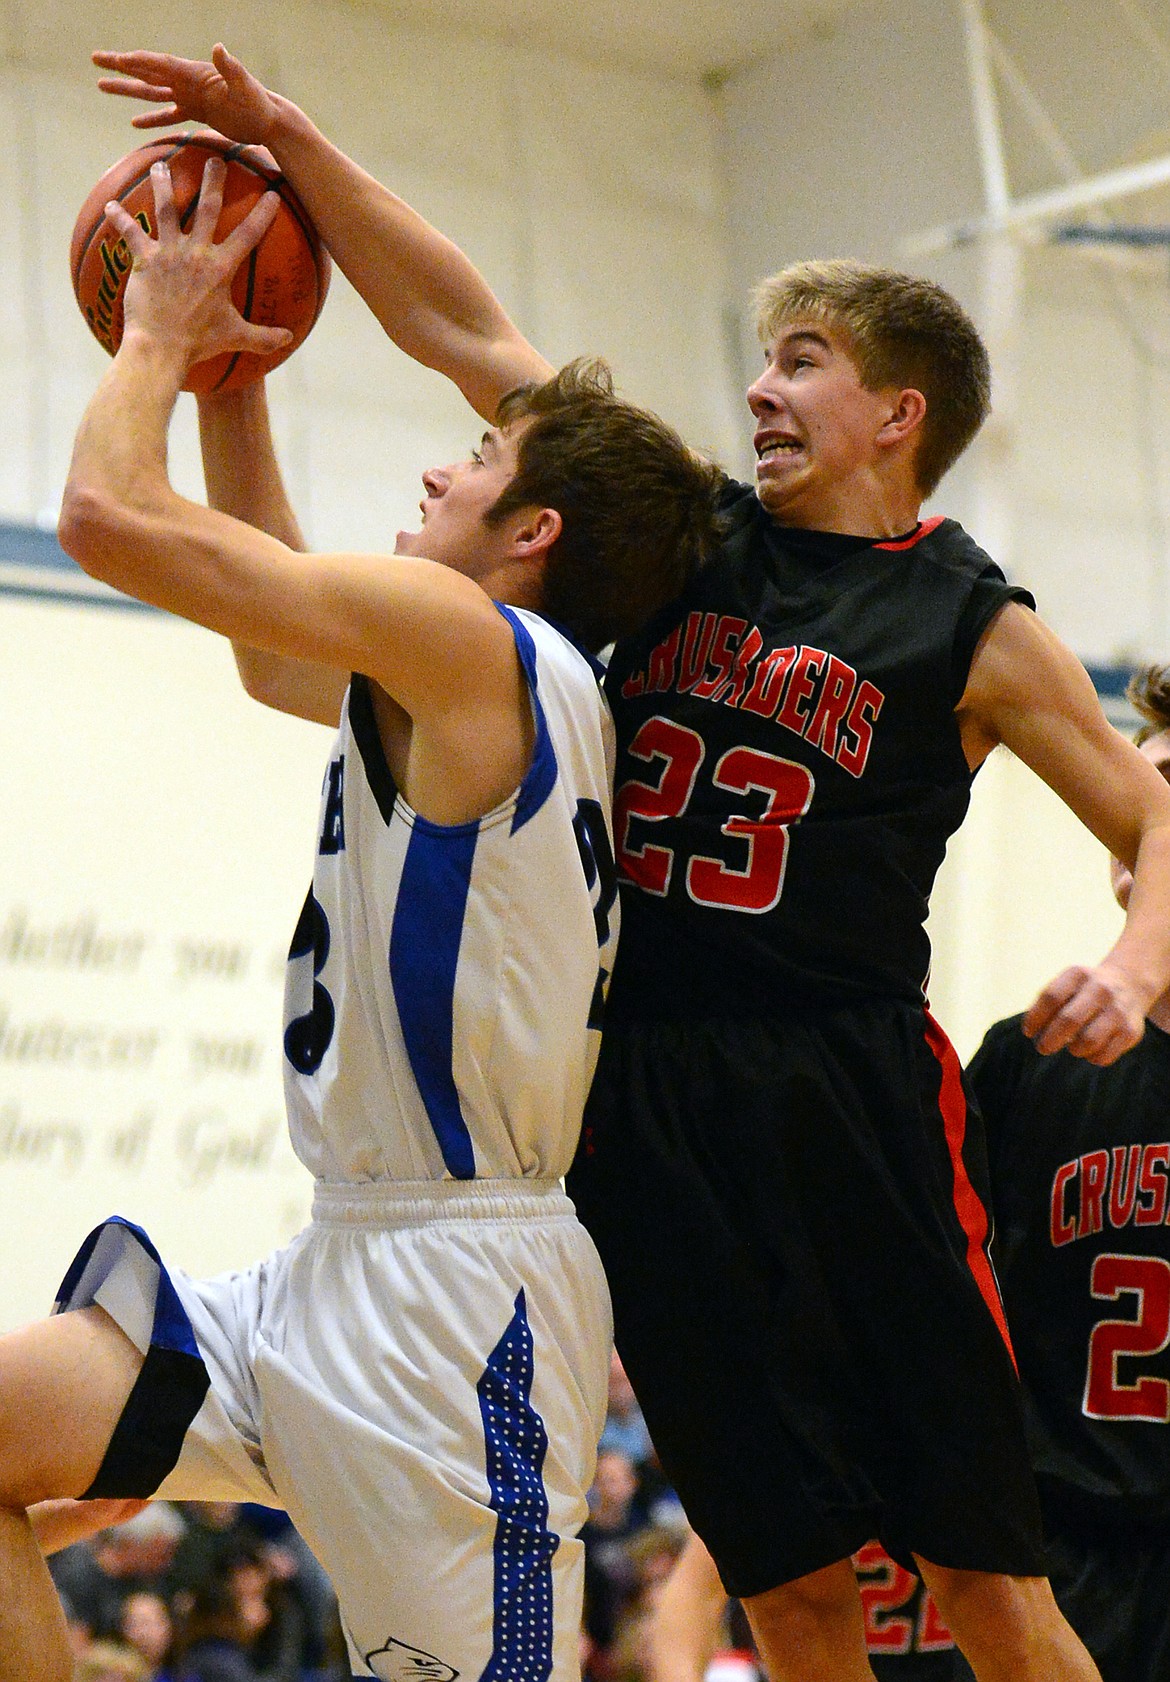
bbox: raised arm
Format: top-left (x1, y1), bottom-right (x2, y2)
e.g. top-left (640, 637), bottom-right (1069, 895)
top-left (94, 44), bottom-right (554, 419)
top-left (59, 158), bottom-right (534, 826)
top-left (958, 602), bottom-right (1170, 1064)
top-left (198, 383), bottom-right (350, 725)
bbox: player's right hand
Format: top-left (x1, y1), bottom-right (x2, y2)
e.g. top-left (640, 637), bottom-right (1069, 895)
top-left (93, 43), bottom-right (279, 147)
top-left (1023, 960), bottom-right (1149, 1066)
top-left (111, 156), bottom-right (292, 372)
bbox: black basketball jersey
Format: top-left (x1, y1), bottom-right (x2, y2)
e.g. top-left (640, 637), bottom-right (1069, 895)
top-left (603, 478), bottom-right (1032, 1017)
top-left (969, 1015), bottom-right (1170, 1532)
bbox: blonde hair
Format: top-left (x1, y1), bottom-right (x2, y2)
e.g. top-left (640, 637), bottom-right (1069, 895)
top-left (74, 1643), bottom-right (150, 1682)
top-left (1128, 664), bottom-right (1170, 744)
top-left (753, 259), bottom-right (991, 495)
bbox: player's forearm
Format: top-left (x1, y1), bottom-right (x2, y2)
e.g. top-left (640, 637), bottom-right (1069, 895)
top-left (198, 383), bottom-right (305, 549)
top-left (60, 328), bottom-right (187, 581)
top-left (197, 387), bottom-right (348, 722)
top-left (263, 98), bottom-right (551, 417)
top-left (1103, 821), bottom-right (1170, 1008)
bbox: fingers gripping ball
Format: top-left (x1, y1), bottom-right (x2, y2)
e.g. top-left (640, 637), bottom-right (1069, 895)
top-left (71, 132), bottom-right (330, 393)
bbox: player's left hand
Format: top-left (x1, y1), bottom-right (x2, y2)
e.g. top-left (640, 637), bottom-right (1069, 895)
top-left (106, 154), bottom-right (293, 373)
top-left (1023, 962), bottom-right (1149, 1065)
top-left (29, 1495), bottom-right (150, 1555)
top-left (94, 44), bottom-right (280, 146)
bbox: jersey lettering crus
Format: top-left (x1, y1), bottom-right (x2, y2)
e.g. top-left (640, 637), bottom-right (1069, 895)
top-left (970, 1016), bottom-right (1170, 1532)
top-left (605, 479), bottom-right (1033, 1016)
top-left (284, 606), bottom-right (619, 1184)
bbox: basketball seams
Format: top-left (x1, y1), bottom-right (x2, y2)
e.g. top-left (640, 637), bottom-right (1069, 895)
top-left (211, 246), bottom-right (260, 394)
top-left (70, 139), bottom-right (186, 290)
top-left (72, 134), bottom-right (329, 394)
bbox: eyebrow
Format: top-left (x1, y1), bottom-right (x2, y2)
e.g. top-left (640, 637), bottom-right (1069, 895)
top-left (480, 430), bottom-right (500, 458)
top-left (781, 329), bottom-right (832, 352)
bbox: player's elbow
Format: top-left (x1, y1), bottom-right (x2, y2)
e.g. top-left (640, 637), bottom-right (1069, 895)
top-left (57, 483), bottom-right (134, 585)
top-left (232, 646), bottom-right (279, 707)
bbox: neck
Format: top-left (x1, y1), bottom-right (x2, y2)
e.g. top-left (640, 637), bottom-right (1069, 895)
top-left (762, 474), bottom-right (923, 539)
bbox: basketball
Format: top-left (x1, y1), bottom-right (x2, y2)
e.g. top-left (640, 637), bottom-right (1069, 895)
top-left (70, 132), bottom-right (331, 395)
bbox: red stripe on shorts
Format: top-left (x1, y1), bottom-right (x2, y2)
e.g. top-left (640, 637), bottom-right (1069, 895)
top-left (923, 1010), bottom-right (1018, 1371)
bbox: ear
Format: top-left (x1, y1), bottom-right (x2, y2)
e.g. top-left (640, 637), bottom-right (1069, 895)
top-left (510, 506), bottom-right (563, 562)
top-left (877, 387), bottom-right (927, 448)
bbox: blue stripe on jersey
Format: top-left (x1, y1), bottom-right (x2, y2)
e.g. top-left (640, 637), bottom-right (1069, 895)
top-left (389, 820), bottom-right (479, 1179)
top-left (494, 606), bottom-right (558, 836)
top-left (476, 1289), bottom-right (558, 1682)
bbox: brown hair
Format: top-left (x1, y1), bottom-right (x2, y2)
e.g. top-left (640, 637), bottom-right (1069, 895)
top-left (1128, 664), bottom-right (1170, 744)
top-left (491, 359), bottom-right (723, 651)
top-left (753, 259), bottom-right (991, 495)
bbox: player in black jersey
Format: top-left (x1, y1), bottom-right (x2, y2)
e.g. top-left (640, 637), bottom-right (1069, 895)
top-left (648, 1530), bottom-right (960, 1682)
top-left (94, 45), bottom-right (1170, 1682)
top-left (966, 665), bottom-right (1170, 1682)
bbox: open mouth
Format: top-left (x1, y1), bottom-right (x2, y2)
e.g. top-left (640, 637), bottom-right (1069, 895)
top-left (756, 438), bottom-right (803, 463)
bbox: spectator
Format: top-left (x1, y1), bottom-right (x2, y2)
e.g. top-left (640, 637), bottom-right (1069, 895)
top-left (51, 1504), bottom-right (186, 1640)
top-left (600, 1352), bottom-right (654, 1467)
top-left (173, 1569), bottom-right (263, 1682)
top-left (119, 1590), bottom-right (177, 1682)
top-left (168, 1506), bottom-right (267, 1608)
top-left (583, 1449), bottom-right (650, 1655)
top-left (223, 1543), bottom-right (308, 1682)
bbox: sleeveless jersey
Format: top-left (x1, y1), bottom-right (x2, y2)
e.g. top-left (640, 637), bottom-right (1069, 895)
top-left (603, 479), bottom-right (1033, 1016)
top-left (969, 1015), bottom-right (1170, 1532)
top-left (282, 606), bottom-right (618, 1185)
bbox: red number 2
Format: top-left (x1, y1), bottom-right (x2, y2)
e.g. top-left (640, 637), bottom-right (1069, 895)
top-left (613, 715), bottom-right (815, 913)
top-left (1084, 1252), bottom-right (1170, 1422)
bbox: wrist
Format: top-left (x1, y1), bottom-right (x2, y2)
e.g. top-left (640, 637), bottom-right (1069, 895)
top-left (1102, 951), bottom-right (1163, 1012)
top-left (197, 380), bottom-right (268, 420)
top-left (265, 93), bottom-right (316, 157)
top-left (118, 322), bottom-right (192, 383)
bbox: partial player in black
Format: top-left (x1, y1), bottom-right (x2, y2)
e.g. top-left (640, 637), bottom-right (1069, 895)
top-left (967, 666), bottom-right (1170, 1682)
top-left (93, 49), bottom-right (1170, 1682)
top-left (647, 1531), bottom-right (960, 1682)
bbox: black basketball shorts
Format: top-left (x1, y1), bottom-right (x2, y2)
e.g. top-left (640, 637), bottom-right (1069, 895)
top-left (567, 1000), bottom-right (1046, 1599)
top-left (1042, 1519), bottom-right (1170, 1682)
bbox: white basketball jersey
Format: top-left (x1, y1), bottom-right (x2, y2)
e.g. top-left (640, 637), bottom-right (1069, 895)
top-left (282, 607), bottom-right (619, 1184)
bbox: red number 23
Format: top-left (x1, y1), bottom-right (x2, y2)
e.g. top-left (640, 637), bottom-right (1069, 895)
top-left (613, 715), bottom-right (815, 914)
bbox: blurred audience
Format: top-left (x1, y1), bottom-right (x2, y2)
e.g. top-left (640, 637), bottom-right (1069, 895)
top-left (51, 1500), bottom-right (345, 1682)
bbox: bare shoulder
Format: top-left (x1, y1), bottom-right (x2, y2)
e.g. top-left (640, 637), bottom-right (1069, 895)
top-left (957, 601), bottom-right (1101, 766)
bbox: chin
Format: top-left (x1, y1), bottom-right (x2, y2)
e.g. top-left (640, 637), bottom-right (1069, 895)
top-left (755, 479), bottom-right (791, 518)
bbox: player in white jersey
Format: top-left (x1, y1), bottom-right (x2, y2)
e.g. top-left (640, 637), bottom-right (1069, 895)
top-left (0, 159), bottom-right (722, 1682)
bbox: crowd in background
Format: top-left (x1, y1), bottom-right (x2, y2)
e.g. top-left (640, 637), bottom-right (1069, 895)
top-left (52, 1497), bottom-right (346, 1682)
top-left (53, 1352), bottom-right (757, 1682)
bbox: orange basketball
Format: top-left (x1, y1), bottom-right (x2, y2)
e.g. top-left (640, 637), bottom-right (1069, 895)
top-left (70, 132), bottom-right (331, 395)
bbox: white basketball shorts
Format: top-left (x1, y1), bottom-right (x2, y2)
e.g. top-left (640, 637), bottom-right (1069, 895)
top-left (54, 1177), bottom-right (612, 1682)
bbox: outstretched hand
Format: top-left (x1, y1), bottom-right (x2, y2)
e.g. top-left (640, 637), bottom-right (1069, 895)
top-left (107, 154), bottom-right (293, 372)
top-left (1023, 962), bottom-right (1149, 1066)
top-left (94, 43), bottom-right (278, 145)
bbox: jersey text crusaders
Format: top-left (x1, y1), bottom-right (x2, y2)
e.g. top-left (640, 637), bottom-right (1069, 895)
top-left (604, 480), bottom-right (1032, 1017)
